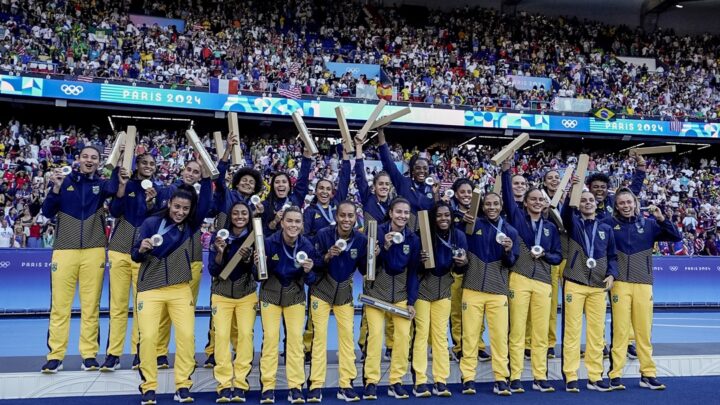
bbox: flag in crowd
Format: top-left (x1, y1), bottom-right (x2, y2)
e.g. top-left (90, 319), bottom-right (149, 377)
top-left (209, 78), bottom-right (239, 94)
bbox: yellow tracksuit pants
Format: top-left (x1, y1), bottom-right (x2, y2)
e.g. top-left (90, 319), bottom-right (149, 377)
top-left (47, 247), bottom-right (106, 361)
top-left (211, 293), bottom-right (256, 392)
top-left (158, 261), bottom-right (202, 357)
top-left (459, 289), bottom-right (509, 382)
top-left (525, 260), bottom-right (564, 351)
top-left (412, 298), bottom-right (451, 385)
top-left (362, 302), bottom-right (411, 385)
top-left (609, 281), bottom-right (656, 379)
top-left (358, 310), bottom-right (394, 352)
top-left (509, 272), bottom-right (551, 381)
top-left (106, 251), bottom-right (141, 356)
top-left (260, 302), bottom-right (306, 391)
top-left (137, 283), bottom-right (195, 393)
top-left (562, 281), bottom-right (606, 382)
top-left (450, 273), bottom-right (486, 355)
top-left (204, 294), bottom-right (238, 358)
top-left (309, 298), bottom-right (356, 389)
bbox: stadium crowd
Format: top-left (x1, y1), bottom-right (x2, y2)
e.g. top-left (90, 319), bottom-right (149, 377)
top-left (0, 118), bottom-right (718, 255)
top-left (0, 0), bottom-right (718, 118)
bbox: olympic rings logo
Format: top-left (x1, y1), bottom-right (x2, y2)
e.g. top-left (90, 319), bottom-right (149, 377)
top-left (0, 261), bottom-right (10, 268)
top-left (561, 119), bottom-right (578, 129)
top-left (669, 266), bottom-right (678, 272)
top-left (60, 84), bottom-right (84, 96)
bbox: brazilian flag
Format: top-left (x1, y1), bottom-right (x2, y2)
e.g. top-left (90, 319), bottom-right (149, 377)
top-left (594, 108), bottom-right (615, 121)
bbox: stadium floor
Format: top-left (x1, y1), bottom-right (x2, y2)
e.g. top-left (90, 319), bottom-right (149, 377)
top-left (0, 378), bottom-right (714, 405)
top-left (2, 311), bottom-right (720, 358)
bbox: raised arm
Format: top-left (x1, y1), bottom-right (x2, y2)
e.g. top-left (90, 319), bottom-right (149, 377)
top-left (501, 162), bottom-right (523, 224)
top-left (334, 156), bottom-right (351, 203)
top-left (291, 153), bottom-right (313, 206)
top-left (377, 129), bottom-right (408, 193)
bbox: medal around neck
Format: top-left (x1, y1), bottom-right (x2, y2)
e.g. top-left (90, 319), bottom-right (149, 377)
top-left (444, 189), bottom-right (454, 198)
top-left (282, 203), bottom-right (292, 211)
top-left (335, 239), bottom-right (347, 250)
top-left (151, 234), bottom-right (164, 247)
top-left (61, 166), bottom-right (72, 176)
top-left (425, 177), bottom-right (435, 186)
top-left (141, 179), bottom-right (153, 190)
top-left (531, 245), bottom-right (544, 256)
top-left (496, 232), bottom-right (507, 244)
top-left (586, 258), bottom-right (597, 269)
top-left (392, 232), bottom-right (404, 244)
top-left (250, 195), bottom-right (261, 205)
top-left (295, 251), bottom-right (308, 268)
top-left (217, 229), bottom-right (230, 240)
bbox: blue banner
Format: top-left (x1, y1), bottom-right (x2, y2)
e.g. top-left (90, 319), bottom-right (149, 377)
top-left (0, 249), bottom-right (718, 313)
top-left (1, 74), bottom-right (719, 139)
top-left (325, 62), bottom-right (381, 79)
top-left (507, 75), bottom-right (553, 91)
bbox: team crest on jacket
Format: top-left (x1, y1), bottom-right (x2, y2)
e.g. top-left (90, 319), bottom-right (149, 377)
top-left (403, 245), bottom-right (410, 255)
top-left (606, 206), bottom-right (613, 212)
top-left (350, 248), bottom-right (358, 259)
top-left (92, 185), bottom-right (100, 194)
top-left (544, 228), bottom-right (549, 237)
top-left (599, 231), bottom-right (606, 240)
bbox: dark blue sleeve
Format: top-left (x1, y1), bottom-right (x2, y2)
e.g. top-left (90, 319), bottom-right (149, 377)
top-left (606, 228), bottom-right (619, 279)
top-left (303, 238), bottom-right (321, 285)
top-left (41, 178), bottom-right (67, 219)
top-left (543, 224), bottom-right (563, 265)
top-left (191, 177), bottom-right (213, 230)
top-left (503, 228), bottom-right (520, 267)
top-left (303, 207), bottom-right (314, 236)
top-left (379, 143), bottom-right (410, 196)
top-left (291, 156), bottom-right (312, 206)
top-left (131, 219), bottom-right (155, 262)
top-left (207, 236), bottom-right (223, 277)
top-left (335, 159), bottom-right (351, 202)
top-left (109, 195), bottom-right (125, 218)
top-left (102, 168), bottom-right (120, 198)
top-left (455, 229), bottom-right (469, 273)
top-left (561, 203), bottom-right (577, 235)
top-left (653, 217), bottom-right (682, 242)
top-left (355, 158), bottom-right (372, 203)
top-left (629, 168), bottom-right (646, 196)
top-left (215, 160), bottom-right (229, 193)
top-left (407, 237), bottom-right (421, 306)
top-left (501, 169), bottom-right (523, 226)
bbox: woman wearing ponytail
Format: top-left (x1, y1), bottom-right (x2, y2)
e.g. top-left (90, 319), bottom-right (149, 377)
top-left (154, 159), bottom-right (214, 368)
top-left (208, 201), bottom-right (257, 403)
top-left (132, 180), bottom-right (212, 405)
top-left (40, 146), bottom-right (121, 374)
top-left (606, 188), bottom-right (681, 391)
top-left (103, 152), bottom-right (168, 371)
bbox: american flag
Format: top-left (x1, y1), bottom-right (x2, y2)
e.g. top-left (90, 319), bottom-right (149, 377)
top-left (289, 62), bottom-right (301, 75)
top-left (670, 117), bottom-right (683, 132)
top-left (16, 45), bottom-right (25, 55)
top-left (77, 75), bottom-right (94, 83)
top-left (278, 85), bottom-right (301, 100)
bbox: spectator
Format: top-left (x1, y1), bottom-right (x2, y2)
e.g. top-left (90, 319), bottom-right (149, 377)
top-left (0, 217), bottom-right (12, 247)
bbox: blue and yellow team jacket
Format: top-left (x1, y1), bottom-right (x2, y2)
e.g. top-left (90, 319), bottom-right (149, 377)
top-left (155, 178), bottom-right (213, 263)
top-left (502, 169), bottom-right (562, 284)
top-left (310, 225), bottom-right (368, 305)
top-left (602, 214), bottom-right (681, 285)
top-left (379, 144), bottom-right (434, 230)
top-left (260, 156), bottom-right (312, 234)
top-left (560, 205), bottom-right (618, 288)
top-left (42, 169), bottom-right (119, 250)
top-left (258, 231), bottom-right (319, 307)
top-left (459, 216), bottom-right (519, 295)
top-left (355, 158), bottom-right (391, 225)
top-left (303, 159), bottom-right (351, 237)
top-left (207, 229), bottom-right (256, 299)
top-left (363, 222), bottom-right (420, 305)
top-left (109, 178), bottom-right (170, 254)
top-left (417, 227), bottom-right (469, 302)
